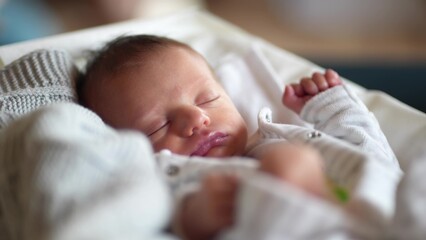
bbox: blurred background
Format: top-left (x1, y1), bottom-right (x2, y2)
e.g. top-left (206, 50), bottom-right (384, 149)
top-left (1, 0), bottom-right (425, 112)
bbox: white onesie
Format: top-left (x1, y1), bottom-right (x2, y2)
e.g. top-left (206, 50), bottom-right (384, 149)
top-left (156, 85), bottom-right (402, 240)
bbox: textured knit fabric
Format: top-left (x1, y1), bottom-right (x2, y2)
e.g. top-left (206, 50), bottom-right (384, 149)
top-left (0, 49), bottom-right (78, 127)
top-left (0, 103), bottom-right (174, 240)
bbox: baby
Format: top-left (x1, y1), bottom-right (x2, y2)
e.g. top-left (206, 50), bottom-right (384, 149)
top-left (78, 34), bottom-right (397, 239)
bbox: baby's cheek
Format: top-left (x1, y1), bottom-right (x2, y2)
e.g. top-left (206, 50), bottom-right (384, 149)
top-left (234, 123), bottom-right (248, 154)
top-left (151, 139), bottom-right (171, 153)
top-left (206, 145), bottom-right (235, 158)
top-left (148, 129), bottom-right (171, 149)
top-left (152, 137), bottom-right (189, 156)
top-left (152, 143), bottom-right (163, 153)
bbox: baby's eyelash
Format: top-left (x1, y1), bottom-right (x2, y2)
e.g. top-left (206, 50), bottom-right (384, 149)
top-left (148, 121), bottom-right (169, 136)
top-left (198, 95), bottom-right (220, 105)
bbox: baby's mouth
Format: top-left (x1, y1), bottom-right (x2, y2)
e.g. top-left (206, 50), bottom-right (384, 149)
top-left (190, 132), bottom-right (229, 157)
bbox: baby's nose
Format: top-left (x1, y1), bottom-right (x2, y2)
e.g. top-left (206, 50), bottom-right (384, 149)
top-left (175, 106), bottom-right (210, 137)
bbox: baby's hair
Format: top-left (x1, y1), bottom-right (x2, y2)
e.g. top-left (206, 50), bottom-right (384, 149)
top-left (78, 34), bottom-right (194, 105)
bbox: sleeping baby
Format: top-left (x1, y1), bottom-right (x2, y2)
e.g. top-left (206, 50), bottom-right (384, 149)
top-left (78, 34), bottom-right (400, 239)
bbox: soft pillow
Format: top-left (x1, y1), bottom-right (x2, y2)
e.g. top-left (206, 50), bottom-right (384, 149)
top-left (0, 49), bottom-right (78, 128)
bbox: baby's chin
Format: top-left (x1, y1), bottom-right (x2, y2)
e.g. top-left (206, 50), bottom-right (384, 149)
top-left (204, 145), bottom-right (241, 158)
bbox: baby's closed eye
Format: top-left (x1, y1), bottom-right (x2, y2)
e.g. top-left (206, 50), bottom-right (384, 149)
top-left (196, 95), bottom-right (221, 107)
top-left (148, 121), bottom-right (169, 136)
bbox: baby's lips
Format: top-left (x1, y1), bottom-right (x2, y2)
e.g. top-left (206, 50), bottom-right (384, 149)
top-left (190, 132), bottom-right (229, 157)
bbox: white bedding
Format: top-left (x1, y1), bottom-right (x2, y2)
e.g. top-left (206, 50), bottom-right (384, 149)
top-left (1, 8), bottom-right (426, 240)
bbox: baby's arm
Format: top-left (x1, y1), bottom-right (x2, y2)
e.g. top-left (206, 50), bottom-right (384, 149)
top-left (283, 69), bottom-right (398, 167)
top-left (177, 144), bottom-right (334, 240)
top-left (177, 174), bottom-right (238, 240)
top-left (258, 143), bottom-right (333, 201)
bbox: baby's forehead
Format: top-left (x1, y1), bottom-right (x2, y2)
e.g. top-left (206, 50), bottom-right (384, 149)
top-left (101, 45), bottom-right (216, 95)
top-left (120, 45), bottom-right (202, 69)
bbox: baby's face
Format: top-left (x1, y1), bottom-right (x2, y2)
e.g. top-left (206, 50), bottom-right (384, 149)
top-left (98, 47), bottom-right (248, 157)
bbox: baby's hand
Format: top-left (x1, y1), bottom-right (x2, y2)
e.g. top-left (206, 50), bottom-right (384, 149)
top-left (259, 143), bottom-right (328, 199)
top-left (201, 173), bottom-right (238, 232)
top-left (282, 69), bottom-right (342, 114)
top-left (181, 173), bottom-right (238, 240)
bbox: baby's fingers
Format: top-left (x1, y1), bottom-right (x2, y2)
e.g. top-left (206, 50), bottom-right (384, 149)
top-left (291, 83), bottom-right (305, 97)
top-left (324, 69), bottom-right (342, 87)
top-left (301, 77), bottom-right (320, 95)
top-left (203, 174), bottom-right (238, 195)
top-left (312, 72), bottom-right (329, 91)
top-left (283, 85), bottom-right (308, 114)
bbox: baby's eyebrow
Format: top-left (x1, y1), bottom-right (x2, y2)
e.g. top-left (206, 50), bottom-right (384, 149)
top-left (132, 99), bottom-right (162, 120)
top-left (131, 105), bottom-right (159, 129)
top-left (195, 88), bottom-right (218, 99)
top-left (132, 115), bottom-right (162, 135)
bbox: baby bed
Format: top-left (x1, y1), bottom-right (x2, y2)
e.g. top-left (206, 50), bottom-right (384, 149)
top-left (1, 8), bottom-right (425, 240)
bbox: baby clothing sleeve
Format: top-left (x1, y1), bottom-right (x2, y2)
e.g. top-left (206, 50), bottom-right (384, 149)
top-left (218, 171), bottom-right (382, 240)
top-left (301, 85), bottom-right (403, 226)
top-left (301, 85), bottom-right (399, 169)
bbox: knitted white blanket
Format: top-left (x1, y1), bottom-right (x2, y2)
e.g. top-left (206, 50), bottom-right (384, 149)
top-left (0, 103), bottom-right (173, 240)
top-left (0, 49), bottom-right (173, 240)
